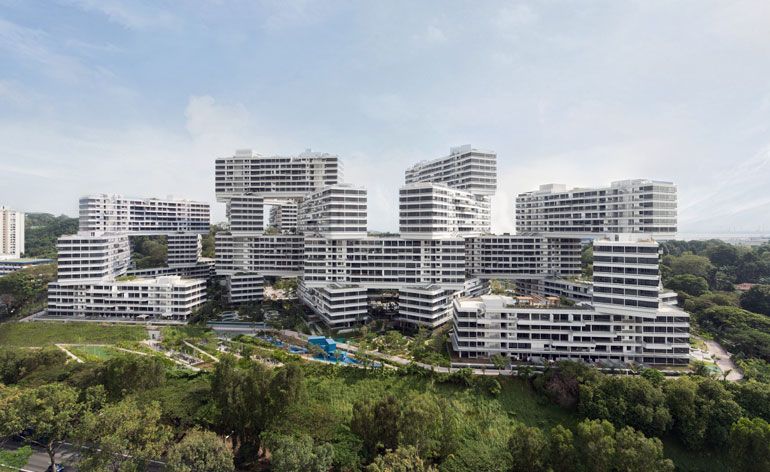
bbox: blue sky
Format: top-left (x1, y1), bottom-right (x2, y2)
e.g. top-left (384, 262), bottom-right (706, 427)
top-left (2, 0), bottom-right (770, 233)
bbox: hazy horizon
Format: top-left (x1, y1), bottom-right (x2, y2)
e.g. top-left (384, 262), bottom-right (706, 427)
top-left (2, 1), bottom-right (770, 234)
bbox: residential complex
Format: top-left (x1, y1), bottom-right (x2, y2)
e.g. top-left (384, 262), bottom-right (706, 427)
top-left (46, 195), bottom-right (211, 320)
top-left (515, 180), bottom-right (677, 239)
top-left (38, 142), bottom-right (689, 366)
top-left (0, 206), bottom-right (24, 259)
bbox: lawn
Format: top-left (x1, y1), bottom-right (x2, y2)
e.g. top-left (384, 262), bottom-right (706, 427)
top-left (0, 322), bottom-right (146, 347)
top-left (68, 345), bottom-right (123, 362)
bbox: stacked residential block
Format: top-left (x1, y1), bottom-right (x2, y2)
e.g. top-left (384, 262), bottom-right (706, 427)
top-left (47, 195), bottom-right (210, 320)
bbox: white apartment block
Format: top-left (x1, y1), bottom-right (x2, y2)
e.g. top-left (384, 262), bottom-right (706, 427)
top-left (215, 149), bottom-right (342, 201)
top-left (465, 235), bottom-right (582, 279)
top-left (47, 276), bottom-right (206, 321)
top-left (451, 294), bottom-right (689, 366)
top-left (269, 201), bottom-right (299, 233)
top-left (225, 272), bottom-right (265, 305)
top-left (515, 180), bottom-right (677, 239)
top-left (79, 194), bottom-right (210, 235)
top-left (302, 236), bottom-right (467, 290)
top-left (399, 182), bottom-right (490, 238)
top-left (299, 282), bottom-right (369, 330)
top-left (397, 285), bottom-right (453, 329)
top-left (167, 232), bottom-right (203, 267)
top-left (55, 232), bottom-right (131, 283)
top-left (227, 195), bottom-right (265, 234)
top-left (298, 184), bottom-right (367, 238)
top-left (215, 232), bottom-right (304, 277)
top-left (0, 206), bottom-right (24, 259)
top-left (405, 145), bottom-right (497, 196)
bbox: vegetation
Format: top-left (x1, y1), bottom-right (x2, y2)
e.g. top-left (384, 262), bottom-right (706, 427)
top-left (0, 322), bottom-right (146, 347)
top-left (0, 263), bottom-right (56, 320)
top-left (23, 213), bottom-right (78, 258)
top-left (131, 235), bottom-right (168, 269)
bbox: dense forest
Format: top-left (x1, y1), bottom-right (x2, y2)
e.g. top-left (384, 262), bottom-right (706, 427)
top-left (23, 213), bottom-right (78, 258)
top-left (2, 342), bottom-right (769, 472)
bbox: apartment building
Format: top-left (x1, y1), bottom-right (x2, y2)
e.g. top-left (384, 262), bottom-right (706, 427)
top-left (399, 182), bottom-right (490, 238)
top-left (47, 275), bottom-right (206, 320)
top-left (515, 180), bottom-right (677, 239)
top-left (464, 235), bottom-right (582, 279)
top-left (79, 194), bottom-right (210, 235)
top-left (298, 184), bottom-right (367, 238)
top-left (55, 232), bottom-right (131, 283)
top-left (215, 232), bottom-right (304, 277)
top-left (0, 206), bottom-right (24, 259)
top-left (405, 145), bottom-right (497, 196)
top-left (215, 149), bottom-right (342, 201)
top-left (269, 201), bottom-right (299, 233)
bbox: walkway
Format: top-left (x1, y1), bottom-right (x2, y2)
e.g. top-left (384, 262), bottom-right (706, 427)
top-left (703, 339), bottom-right (744, 381)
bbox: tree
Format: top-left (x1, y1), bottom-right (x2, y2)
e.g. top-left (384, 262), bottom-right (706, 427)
top-left (613, 426), bottom-right (674, 472)
top-left (0, 264), bottom-right (57, 319)
top-left (366, 446), bottom-right (438, 472)
top-left (666, 274), bottom-right (709, 297)
top-left (397, 394), bottom-right (444, 460)
top-left (351, 395), bottom-right (402, 461)
top-left (13, 383), bottom-right (83, 471)
top-left (740, 285), bottom-right (770, 316)
top-left (548, 425), bottom-right (575, 472)
top-left (490, 353), bottom-right (508, 371)
top-left (508, 423), bottom-right (548, 472)
top-left (167, 429), bottom-right (234, 472)
top-left (262, 433), bottom-right (333, 472)
top-left (575, 420), bottom-right (616, 472)
top-left (78, 398), bottom-right (172, 472)
top-left (99, 354), bottom-right (166, 399)
top-left (728, 417), bottom-right (770, 472)
top-left (668, 253), bottom-right (714, 279)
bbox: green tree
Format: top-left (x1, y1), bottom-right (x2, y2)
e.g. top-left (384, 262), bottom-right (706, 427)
top-left (0, 264), bottom-right (57, 319)
top-left (166, 429), bottom-right (234, 472)
top-left (575, 419), bottom-right (616, 472)
top-left (548, 425), bottom-right (575, 472)
top-left (23, 213), bottom-right (78, 258)
top-left (740, 284), bottom-right (770, 316)
top-left (99, 354), bottom-right (166, 399)
top-left (397, 393), bottom-right (444, 460)
top-left (508, 423), bottom-right (548, 472)
top-left (728, 417), bottom-right (770, 472)
top-left (263, 433), bottom-right (334, 472)
top-left (14, 383), bottom-right (83, 471)
top-left (613, 426), bottom-right (674, 472)
top-left (366, 446), bottom-right (438, 472)
top-left (78, 398), bottom-right (172, 472)
top-left (351, 395), bottom-right (402, 461)
top-left (668, 253), bottom-right (714, 279)
top-left (666, 274), bottom-right (709, 297)
top-left (490, 353), bottom-right (508, 370)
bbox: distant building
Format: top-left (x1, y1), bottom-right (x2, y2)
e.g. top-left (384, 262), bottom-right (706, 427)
top-left (0, 206), bottom-right (24, 259)
top-left (0, 258), bottom-right (53, 276)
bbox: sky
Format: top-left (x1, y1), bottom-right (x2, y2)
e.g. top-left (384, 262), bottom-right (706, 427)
top-left (2, 0), bottom-right (770, 234)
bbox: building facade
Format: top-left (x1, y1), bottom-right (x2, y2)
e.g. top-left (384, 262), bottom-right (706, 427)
top-left (0, 206), bottom-right (24, 259)
top-left (515, 180), bottom-right (677, 239)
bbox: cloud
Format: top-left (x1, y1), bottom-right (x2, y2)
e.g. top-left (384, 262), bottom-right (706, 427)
top-left (414, 24), bottom-right (447, 46)
top-left (60, 0), bottom-right (179, 30)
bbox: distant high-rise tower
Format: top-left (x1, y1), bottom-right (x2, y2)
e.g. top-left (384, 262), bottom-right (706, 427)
top-left (0, 206), bottom-right (24, 259)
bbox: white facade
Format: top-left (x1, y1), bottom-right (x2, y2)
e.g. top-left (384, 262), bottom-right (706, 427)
top-left (215, 149), bottom-right (342, 201)
top-left (399, 182), bottom-right (490, 238)
top-left (55, 232), bottom-right (131, 283)
top-left (298, 282), bottom-right (368, 330)
top-left (405, 145), bottom-right (497, 196)
top-left (227, 195), bottom-right (265, 234)
top-left (298, 184), bottom-right (367, 238)
top-left (269, 201), bottom-right (299, 233)
top-left (451, 294), bottom-right (689, 366)
top-left (167, 232), bottom-right (203, 267)
top-left (465, 235), bottom-right (582, 279)
top-left (0, 207), bottom-right (24, 259)
top-left (79, 194), bottom-right (210, 235)
top-left (215, 232), bottom-right (304, 277)
top-left (515, 180), bottom-right (677, 239)
top-left (302, 236), bottom-right (467, 290)
top-left (47, 275), bottom-right (206, 320)
top-left (225, 272), bottom-right (265, 304)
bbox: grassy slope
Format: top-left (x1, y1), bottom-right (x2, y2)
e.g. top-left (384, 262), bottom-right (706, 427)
top-left (0, 322), bottom-right (146, 347)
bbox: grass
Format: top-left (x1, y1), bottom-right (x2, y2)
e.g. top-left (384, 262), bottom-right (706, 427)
top-left (68, 345), bottom-right (123, 362)
top-left (662, 436), bottom-right (730, 472)
top-left (0, 322), bottom-right (146, 347)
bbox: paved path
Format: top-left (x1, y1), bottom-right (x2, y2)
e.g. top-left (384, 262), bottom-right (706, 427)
top-left (704, 340), bottom-right (744, 381)
top-left (183, 340), bottom-right (219, 363)
top-left (55, 344), bottom-right (84, 364)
